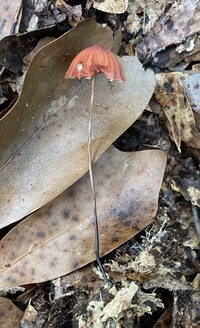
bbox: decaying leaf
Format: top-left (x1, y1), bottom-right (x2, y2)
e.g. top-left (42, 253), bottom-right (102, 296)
top-left (0, 18), bottom-right (155, 229)
top-left (0, 297), bottom-right (23, 328)
top-left (0, 146), bottom-right (167, 287)
top-left (172, 290), bottom-right (200, 328)
top-left (129, 250), bottom-right (156, 274)
top-left (137, 0), bottom-right (200, 61)
top-left (79, 280), bottom-right (163, 327)
top-left (155, 72), bottom-right (200, 152)
top-left (125, 0), bottom-right (169, 35)
top-left (60, 265), bottom-right (105, 293)
top-left (145, 276), bottom-right (200, 327)
top-left (101, 281), bottom-right (138, 322)
top-left (55, 0), bottom-right (82, 26)
top-left (132, 290), bottom-right (164, 317)
top-left (155, 37), bottom-right (200, 70)
top-left (93, 0), bottom-right (128, 14)
top-left (0, 27), bottom-right (58, 73)
top-left (182, 73), bottom-right (200, 114)
top-left (0, 0), bottom-right (22, 40)
top-left (171, 177), bottom-right (200, 207)
top-left (19, 302), bottom-right (37, 327)
top-left (144, 274), bottom-right (195, 292)
top-left (153, 307), bottom-right (172, 328)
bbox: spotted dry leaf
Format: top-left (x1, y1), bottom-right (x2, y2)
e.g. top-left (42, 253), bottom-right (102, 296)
top-left (0, 297), bottom-right (23, 328)
top-left (155, 72), bottom-right (200, 152)
top-left (0, 146), bottom-right (167, 287)
top-left (0, 18), bottom-right (155, 230)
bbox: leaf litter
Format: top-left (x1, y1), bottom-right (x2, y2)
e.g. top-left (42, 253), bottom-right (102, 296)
top-left (1, 1), bottom-right (200, 327)
top-left (137, 0), bottom-right (200, 62)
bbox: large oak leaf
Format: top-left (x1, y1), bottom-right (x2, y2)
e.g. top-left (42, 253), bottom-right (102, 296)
top-left (0, 146), bottom-right (167, 287)
top-left (0, 18), bottom-right (155, 228)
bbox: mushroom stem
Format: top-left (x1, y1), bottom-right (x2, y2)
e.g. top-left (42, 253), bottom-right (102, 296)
top-left (88, 75), bottom-right (110, 285)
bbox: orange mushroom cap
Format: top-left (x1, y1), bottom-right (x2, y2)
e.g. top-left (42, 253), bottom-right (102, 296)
top-left (65, 44), bottom-right (125, 81)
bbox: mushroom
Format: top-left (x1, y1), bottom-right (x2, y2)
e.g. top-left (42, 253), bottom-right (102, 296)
top-left (65, 44), bottom-right (125, 284)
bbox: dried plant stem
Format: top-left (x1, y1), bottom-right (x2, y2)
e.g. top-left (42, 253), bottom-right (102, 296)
top-left (192, 204), bottom-right (200, 240)
top-left (88, 75), bottom-right (110, 285)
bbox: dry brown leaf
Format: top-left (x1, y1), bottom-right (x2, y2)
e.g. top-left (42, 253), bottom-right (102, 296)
top-left (0, 28), bottom-right (57, 73)
top-left (93, 0), bottom-right (128, 14)
top-left (0, 1), bottom-right (22, 40)
top-left (23, 36), bottom-right (56, 66)
top-left (155, 72), bottom-right (200, 152)
top-left (0, 146), bottom-right (167, 287)
top-left (137, 0), bottom-right (200, 61)
top-left (0, 297), bottom-right (23, 328)
top-left (55, 0), bottom-right (82, 26)
top-left (0, 18), bottom-right (155, 229)
top-left (20, 302), bottom-right (37, 327)
top-left (0, 98), bottom-right (18, 120)
top-left (153, 307), bottom-right (172, 328)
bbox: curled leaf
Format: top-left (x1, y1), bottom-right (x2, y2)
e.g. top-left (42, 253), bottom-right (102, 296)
top-left (155, 72), bottom-right (200, 152)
